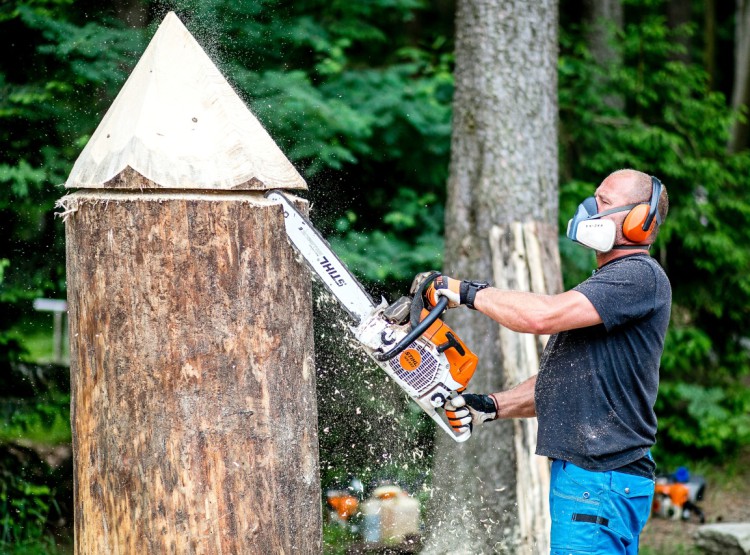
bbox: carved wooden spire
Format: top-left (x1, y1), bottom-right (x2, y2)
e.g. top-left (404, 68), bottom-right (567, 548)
top-left (66, 12), bottom-right (305, 191)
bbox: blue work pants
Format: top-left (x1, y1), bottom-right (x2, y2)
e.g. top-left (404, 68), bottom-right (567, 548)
top-left (549, 459), bottom-right (655, 554)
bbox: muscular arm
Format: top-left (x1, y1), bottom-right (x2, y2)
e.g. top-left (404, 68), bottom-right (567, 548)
top-left (492, 375), bottom-right (538, 418)
top-left (473, 288), bottom-right (602, 335)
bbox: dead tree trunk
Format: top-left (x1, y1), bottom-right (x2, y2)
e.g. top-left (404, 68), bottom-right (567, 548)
top-left (61, 13), bottom-right (321, 554)
top-left (423, 1), bottom-right (561, 553)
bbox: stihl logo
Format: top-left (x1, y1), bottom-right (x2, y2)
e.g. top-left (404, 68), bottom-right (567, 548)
top-left (319, 257), bottom-right (345, 286)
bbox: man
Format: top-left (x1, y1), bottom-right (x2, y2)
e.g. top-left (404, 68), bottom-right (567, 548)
top-left (421, 169), bottom-right (671, 554)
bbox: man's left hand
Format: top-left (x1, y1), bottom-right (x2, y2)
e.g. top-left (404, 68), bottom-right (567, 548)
top-left (445, 393), bottom-right (499, 433)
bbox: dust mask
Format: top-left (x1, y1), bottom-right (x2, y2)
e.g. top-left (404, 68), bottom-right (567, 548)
top-left (566, 197), bottom-right (639, 253)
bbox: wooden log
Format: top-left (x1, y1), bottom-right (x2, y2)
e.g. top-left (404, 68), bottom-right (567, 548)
top-left (61, 12), bottom-right (321, 554)
top-left (62, 191), bottom-right (320, 553)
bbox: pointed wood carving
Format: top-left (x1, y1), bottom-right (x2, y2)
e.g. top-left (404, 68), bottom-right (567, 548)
top-left (65, 12), bottom-right (305, 191)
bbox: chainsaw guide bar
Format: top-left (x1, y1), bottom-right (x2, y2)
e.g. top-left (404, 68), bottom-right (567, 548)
top-left (266, 190), bottom-right (476, 442)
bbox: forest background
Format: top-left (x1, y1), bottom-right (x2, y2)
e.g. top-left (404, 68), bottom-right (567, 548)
top-left (1, 0), bottom-right (749, 552)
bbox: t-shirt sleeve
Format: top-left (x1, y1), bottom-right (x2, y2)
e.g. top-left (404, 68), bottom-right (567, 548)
top-left (573, 259), bottom-right (657, 332)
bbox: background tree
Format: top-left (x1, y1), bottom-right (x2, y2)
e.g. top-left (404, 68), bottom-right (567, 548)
top-left (422, 0), bottom-right (559, 553)
top-left (730, 0), bottom-right (750, 151)
top-left (584, 0), bottom-right (623, 109)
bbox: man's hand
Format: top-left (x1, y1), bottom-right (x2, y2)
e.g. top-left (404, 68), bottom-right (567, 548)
top-left (426, 275), bottom-right (463, 308)
top-left (420, 275), bottom-right (490, 310)
top-left (444, 393), bottom-right (499, 434)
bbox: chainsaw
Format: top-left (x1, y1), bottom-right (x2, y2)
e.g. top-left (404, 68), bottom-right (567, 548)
top-left (266, 190), bottom-right (478, 442)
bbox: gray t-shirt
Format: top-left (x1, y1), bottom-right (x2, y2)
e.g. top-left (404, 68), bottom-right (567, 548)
top-left (534, 253), bottom-right (672, 471)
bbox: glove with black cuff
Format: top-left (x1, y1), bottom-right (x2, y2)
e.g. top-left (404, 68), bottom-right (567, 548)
top-left (444, 393), bottom-right (499, 434)
top-left (421, 274), bottom-right (490, 310)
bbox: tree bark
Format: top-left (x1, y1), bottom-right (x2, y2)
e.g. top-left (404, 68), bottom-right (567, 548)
top-left (423, 1), bottom-right (561, 553)
top-left (63, 191), bottom-right (321, 553)
top-left (730, 0), bottom-right (750, 152)
top-left (583, 0), bottom-right (623, 66)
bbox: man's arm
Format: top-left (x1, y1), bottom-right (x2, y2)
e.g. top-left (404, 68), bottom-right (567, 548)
top-left (493, 374), bottom-right (538, 418)
top-left (447, 375), bottom-right (539, 432)
top-left (473, 288), bottom-right (602, 335)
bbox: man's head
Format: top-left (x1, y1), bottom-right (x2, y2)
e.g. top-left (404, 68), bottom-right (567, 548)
top-left (596, 169), bottom-right (669, 247)
top-left (566, 168), bottom-right (669, 253)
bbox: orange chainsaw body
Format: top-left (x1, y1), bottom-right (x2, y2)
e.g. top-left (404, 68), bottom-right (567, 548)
top-left (419, 309), bottom-right (478, 390)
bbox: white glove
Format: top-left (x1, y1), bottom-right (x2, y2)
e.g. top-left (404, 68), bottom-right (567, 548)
top-left (445, 393), bottom-right (499, 434)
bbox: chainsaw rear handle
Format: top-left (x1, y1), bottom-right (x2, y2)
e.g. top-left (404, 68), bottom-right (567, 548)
top-left (373, 296), bottom-right (449, 362)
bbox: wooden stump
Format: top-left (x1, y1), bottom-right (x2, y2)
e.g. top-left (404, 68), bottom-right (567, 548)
top-left (63, 191), bottom-right (320, 553)
top-left (61, 12), bottom-right (321, 553)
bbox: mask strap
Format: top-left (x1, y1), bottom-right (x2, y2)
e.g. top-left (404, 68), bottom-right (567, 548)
top-left (588, 203), bottom-right (639, 219)
top-left (612, 244), bottom-right (652, 251)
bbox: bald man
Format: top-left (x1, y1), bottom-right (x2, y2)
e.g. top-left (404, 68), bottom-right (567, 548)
top-left (418, 169), bottom-right (671, 554)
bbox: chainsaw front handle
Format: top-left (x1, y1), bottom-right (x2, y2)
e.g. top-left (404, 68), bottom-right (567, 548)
top-left (373, 296), bottom-right (449, 362)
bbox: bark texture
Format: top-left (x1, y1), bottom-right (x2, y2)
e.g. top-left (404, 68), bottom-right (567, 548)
top-left (423, 0), bottom-right (560, 553)
top-left (64, 190), bottom-right (321, 554)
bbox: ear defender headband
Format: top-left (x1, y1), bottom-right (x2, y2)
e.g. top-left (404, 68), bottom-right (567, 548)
top-left (622, 176), bottom-right (663, 243)
top-left (567, 175), bottom-right (664, 252)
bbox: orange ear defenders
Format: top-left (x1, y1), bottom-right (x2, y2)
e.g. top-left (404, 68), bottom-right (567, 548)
top-left (622, 176), bottom-right (663, 243)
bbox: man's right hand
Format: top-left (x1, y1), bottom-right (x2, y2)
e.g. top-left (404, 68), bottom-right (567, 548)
top-left (445, 393), bottom-right (499, 434)
top-left (411, 272), bottom-right (490, 310)
top-left (425, 275), bottom-right (464, 308)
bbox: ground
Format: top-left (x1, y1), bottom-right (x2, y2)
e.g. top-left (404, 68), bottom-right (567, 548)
top-left (640, 451), bottom-right (750, 554)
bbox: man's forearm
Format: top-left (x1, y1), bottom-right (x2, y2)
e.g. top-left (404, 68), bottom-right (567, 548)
top-left (492, 375), bottom-right (537, 418)
top-left (472, 287), bottom-right (602, 335)
top-left (473, 288), bottom-right (553, 334)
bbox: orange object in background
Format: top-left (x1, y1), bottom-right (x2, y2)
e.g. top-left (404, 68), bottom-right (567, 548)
top-left (652, 482), bottom-right (690, 520)
top-left (655, 483), bottom-right (689, 507)
top-left (327, 492), bottom-right (359, 521)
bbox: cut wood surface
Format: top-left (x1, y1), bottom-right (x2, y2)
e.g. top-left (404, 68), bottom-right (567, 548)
top-left (65, 12), bottom-right (306, 191)
top-left (64, 190), bottom-right (321, 553)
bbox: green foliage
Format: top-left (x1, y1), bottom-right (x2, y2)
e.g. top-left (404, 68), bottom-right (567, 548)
top-left (560, 0), bottom-right (750, 461)
top-left (323, 521), bottom-right (359, 555)
top-left (172, 0), bottom-right (454, 295)
top-left (0, 473), bottom-right (55, 545)
top-left (1, 0), bottom-right (749, 546)
top-left (330, 188), bottom-right (444, 289)
top-left (0, 438), bottom-right (68, 553)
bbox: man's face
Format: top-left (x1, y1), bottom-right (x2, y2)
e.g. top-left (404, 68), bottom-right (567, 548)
top-left (594, 174), bottom-right (636, 245)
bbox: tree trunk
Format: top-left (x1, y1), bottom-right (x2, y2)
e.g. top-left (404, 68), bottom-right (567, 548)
top-left (705, 0), bottom-right (717, 89)
top-left (730, 0), bottom-right (750, 152)
top-left (583, 0), bottom-right (623, 66)
top-left (423, 1), bottom-right (561, 553)
top-left (62, 12), bottom-right (321, 553)
top-left (63, 191), bottom-right (320, 553)
top-left (583, 0), bottom-right (624, 110)
top-left (667, 0), bottom-right (692, 63)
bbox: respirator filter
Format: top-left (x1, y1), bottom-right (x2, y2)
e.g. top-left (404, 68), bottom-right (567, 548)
top-left (566, 196), bottom-right (618, 253)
